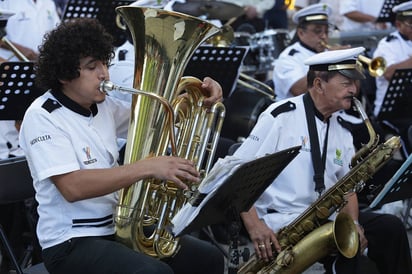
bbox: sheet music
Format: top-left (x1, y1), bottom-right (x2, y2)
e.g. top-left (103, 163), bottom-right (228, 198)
top-left (170, 146), bottom-right (302, 236)
top-left (171, 155), bottom-right (247, 236)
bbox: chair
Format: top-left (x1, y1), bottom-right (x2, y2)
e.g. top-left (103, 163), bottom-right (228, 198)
top-left (0, 156), bottom-right (48, 274)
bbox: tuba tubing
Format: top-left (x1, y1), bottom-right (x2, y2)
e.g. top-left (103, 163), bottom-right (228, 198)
top-left (112, 6), bottom-right (224, 258)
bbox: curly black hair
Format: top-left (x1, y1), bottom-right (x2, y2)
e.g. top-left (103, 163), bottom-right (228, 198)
top-left (35, 18), bottom-right (115, 92)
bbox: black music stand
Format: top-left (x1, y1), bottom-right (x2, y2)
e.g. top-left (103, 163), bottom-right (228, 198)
top-left (62, 0), bottom-right (134, 47)
top-left (171, 145), bottom-right (301, 273)
top-left (0, 62), bottom-right (42, 120)
top-left (376, 0), bottom-right (408, 23)
top-left (184, 46), bottom-right (248, 98)
top-left (378, 69), bottom-right (412, 121)
top-left (377, 68), bottom-right (412, 155)
top-left (367, 154), bottom-right (412, 210)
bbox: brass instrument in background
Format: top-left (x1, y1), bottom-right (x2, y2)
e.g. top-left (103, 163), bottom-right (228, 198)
top-left (320, 41), bottom-right (386, 77)
top-left (1, 36), bottom-right (29, 62)
top-left (238, 97), bottom-right (401, 274)
top-left (357, 55), bottom-right (386, 77)
top-left (237, 72), bottom-right (275, 100)
top-left (109, 6), bottom-right (225, 258)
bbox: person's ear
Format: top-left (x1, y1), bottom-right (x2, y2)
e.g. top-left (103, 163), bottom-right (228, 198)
top-left (313, 77), bottom-right (323, 93)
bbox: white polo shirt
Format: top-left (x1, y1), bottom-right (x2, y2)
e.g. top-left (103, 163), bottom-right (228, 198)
top-left (19, 90), bottom-right (130, 249)
top-left (339, 0), bottom-right (386, 31)
top-left (232, 94), bottom-right (355, 232)
top-left (373, 31), bottom-right (412, 117)
top-left (272, 41), bottom-right (316, 101)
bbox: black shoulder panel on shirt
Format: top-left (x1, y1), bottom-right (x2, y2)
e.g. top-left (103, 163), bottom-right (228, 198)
top-left (42, 98), bottom-right (62, 113)
top-left (385, 34), bottom-right (397, 42)
top-left (337, 115), bottom-right (355, 133)
top-left (271, 101), bottom-right (296, 118)
top-left (288, 48), bottom-right (299, 56)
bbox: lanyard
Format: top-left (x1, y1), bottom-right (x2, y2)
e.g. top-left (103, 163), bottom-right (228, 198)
top-left (303, 93), bottom-right (330, 196)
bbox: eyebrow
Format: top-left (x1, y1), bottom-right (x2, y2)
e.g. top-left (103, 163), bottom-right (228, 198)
top-left (80, 58), bottom-right (98, 67)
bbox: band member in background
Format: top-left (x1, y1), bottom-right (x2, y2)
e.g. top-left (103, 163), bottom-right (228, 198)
top-left (19, 18), bottom-right (224, 274)
top-left (0, 2), bottom-right (60, 272)
top-left (272, 3), bottom-right (349, 101)
top-left (373, 1), bottom-right (412, 156)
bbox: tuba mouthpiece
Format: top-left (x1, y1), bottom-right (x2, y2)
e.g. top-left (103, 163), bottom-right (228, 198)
top-left (99, 80), bottom-right (115, 93)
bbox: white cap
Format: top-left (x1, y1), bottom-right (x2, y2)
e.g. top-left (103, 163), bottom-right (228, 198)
top-left (129, 0), bottom-right (167, 8)
top-left (393, 1), bottom-right (412, 17)
top-left (292, 3), bottom-right (332, 25)
top-left (304, 47), bottom-right (366, 80)
top-left (0, 9), bottom-right (15, 21)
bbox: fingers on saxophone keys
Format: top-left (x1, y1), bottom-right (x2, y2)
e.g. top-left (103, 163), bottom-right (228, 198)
top-left (256, 242), bottom-right (270, 261)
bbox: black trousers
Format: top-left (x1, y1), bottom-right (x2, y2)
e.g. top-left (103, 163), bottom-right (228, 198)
top-left (42, 234), bottom-right (224, 274)
top-left (324, 212), bottom-right (412, 274)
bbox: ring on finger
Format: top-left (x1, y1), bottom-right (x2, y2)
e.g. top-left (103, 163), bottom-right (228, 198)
top-left (258, 243), bottom-right (265, 248)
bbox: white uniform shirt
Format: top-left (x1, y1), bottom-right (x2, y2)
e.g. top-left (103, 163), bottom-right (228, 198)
top-left (19, 90), bottom-right (130, 249)
top-left (222, 0), bottom-right (274, 17)
top-left (339, 0), bottom-right (385, 31)
top-left (233, 94), bottom-right (355, 232)
top-left (165, 0), bottom-right (274, 17)
top-left (272, 41), bottom-right (316, 100)
top-left (373, 31), bottom-right (412, 117)
top-left (109, 40), bottom-right (135, 102)
top-left (0, 0), bottom-right (61, 60)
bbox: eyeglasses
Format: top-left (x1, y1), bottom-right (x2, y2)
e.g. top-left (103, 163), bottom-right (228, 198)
top-left (403, 21), bottom-right (412, 28)
top-left (303, 27), bottom-right (330, 36)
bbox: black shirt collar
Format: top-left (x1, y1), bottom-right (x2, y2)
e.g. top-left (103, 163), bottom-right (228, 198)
top-left (307, 93), bottom-right (327, 122)
top-left (399, 31), bottom-right (410, 41)
top-left (50, 89), bottom-right (98, 117)
top-left (299, 41), bottom-right (318, 54)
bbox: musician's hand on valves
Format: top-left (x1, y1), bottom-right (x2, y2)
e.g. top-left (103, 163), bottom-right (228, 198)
top-left (200, 76), bottom-right (223, 108)
top-left (139, 156), bottom-right (200, 190)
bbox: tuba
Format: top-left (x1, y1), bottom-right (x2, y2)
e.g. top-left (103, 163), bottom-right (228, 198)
top-left (238, 98), bottom-right (401, 274)
top-left (107, 6), bottom-right (225, 258)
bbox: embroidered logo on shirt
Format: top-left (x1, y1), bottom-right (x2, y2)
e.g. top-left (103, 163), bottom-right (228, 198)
top-left (248, 135), bottom-right (260, 142)
top-left (83, 146), bottom-right (97, 165)
top-left (300, 135), bottom-right (310, 152)
top-left (30, 135), bottom-right (51, 145)
top-left (333, 149), bottom-right (343, 166)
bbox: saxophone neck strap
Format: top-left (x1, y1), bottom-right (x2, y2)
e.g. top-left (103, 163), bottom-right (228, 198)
top-left (303, 93), bottom-right (330, 196)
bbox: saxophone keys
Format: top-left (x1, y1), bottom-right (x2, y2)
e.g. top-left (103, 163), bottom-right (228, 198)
top-left (316, 206), bottom-right (329, 219)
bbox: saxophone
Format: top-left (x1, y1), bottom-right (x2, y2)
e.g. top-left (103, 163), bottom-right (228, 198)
top-left (105, 6), bottom-right (225, 258)
top-left (238, 98), bottom-right (402, 274)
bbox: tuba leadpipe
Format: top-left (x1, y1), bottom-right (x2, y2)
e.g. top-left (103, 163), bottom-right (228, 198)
top-left (112, 6), bottom-right (225, 259)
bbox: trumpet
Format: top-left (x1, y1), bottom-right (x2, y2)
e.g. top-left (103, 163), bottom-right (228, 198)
top-left (320, 41), bottom-right (386, 77)
top-left (357, 54), bottom-right (386, 77)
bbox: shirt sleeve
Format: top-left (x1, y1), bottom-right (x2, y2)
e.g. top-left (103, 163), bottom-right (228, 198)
top-left (19, 108), bottom-right (80, 182)
top-left (273, 51), bottom-right (308, 99)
